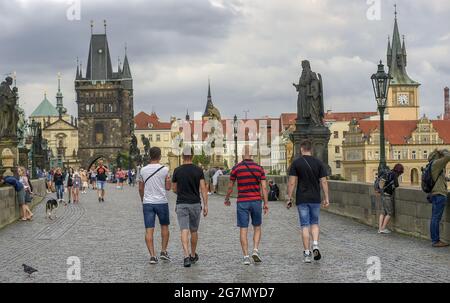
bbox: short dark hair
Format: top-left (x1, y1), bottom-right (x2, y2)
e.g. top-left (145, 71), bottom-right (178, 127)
top-left (149, 147), bottom-right (162, 161)
top-left (182, 145), bottom-right (194, 160)
top-left (300, 140), bottom-right (312, 152)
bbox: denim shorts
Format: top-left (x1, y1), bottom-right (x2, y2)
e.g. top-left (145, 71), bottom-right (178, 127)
top-left (143, 203), bottom-right (170, 229)
top-left (237, 201), bottom-right (262, 228)
top-left (297, 203), bottom-right (321, 228)
top-left (96, 181), bottom-right (106, 190)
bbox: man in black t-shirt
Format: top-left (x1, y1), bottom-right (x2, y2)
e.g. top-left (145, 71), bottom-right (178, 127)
top-left (96, 159), bottom-right (109, 202)
top-left (172, 146), bottom-right (208, 268)
top-left (287, 140), bottom-right (330, 263)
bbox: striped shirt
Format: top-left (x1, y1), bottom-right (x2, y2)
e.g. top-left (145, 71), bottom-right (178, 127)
top-left (230, 159), bottom-right (266, 203)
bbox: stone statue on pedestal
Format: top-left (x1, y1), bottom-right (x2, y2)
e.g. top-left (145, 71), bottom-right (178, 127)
top-left (0, 77), bottom-right (19, 139)
top-left (293, 60), bottom-right (325, 127)
top-left (292, 60), bottom-right (331, 170)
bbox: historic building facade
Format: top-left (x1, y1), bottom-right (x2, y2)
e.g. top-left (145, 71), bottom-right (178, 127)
top-left (341, 14), bottom-right (450, 185)
top-left (30, 75), bottom-right (79, 168)
top-left (75, 25), bottom-right (134, 168)
top-left (134, 111), bottom-right (172, 166)
top-left (342, 116), bottom-right (450, 184)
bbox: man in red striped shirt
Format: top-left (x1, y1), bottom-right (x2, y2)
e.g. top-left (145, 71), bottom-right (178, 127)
top-left (224, 145), bottom-right (269, 265)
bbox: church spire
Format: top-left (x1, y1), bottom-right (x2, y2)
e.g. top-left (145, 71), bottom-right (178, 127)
top-left (122, 44), bottom-right (132, 79)
top-left (386, 5), bottom-right (418, 86)
top-left (76, 58), bottom-right (80, 80)
top-left (56, 73), bottom-right (66, 117)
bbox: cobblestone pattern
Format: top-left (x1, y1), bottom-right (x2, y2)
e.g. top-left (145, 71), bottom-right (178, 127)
top-left (0, 184), bottom-right (449, 283)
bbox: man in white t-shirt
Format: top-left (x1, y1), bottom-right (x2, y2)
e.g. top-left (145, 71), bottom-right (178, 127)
top-left (138, 147), bottom-right (171, 264)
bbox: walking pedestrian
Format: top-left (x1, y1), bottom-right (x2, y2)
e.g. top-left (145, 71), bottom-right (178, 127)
top-left (80, 169), bottom-right (88, 194)
top-left (212, 167), bottom-right (223, 194)
top-left (96, 160), bottom-right (109, 202)
top-left (172, 146), bottom-right (208, 267)
top-left (224, 145), bottom-right (268, 265)
top-left (138, 147), bottom-right (172, 264)
top-left (66, 168), bottom-right (74, 204)
top-left (53, 168), bottom-right (65, 204)
top-left (286, 140), bottom-right (330, 263)
top-left (72, 170), bottom-right (82, 203)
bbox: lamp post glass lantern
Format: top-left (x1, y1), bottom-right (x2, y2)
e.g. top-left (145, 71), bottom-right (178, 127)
top-left (371, 60), bottom-right (392, 173)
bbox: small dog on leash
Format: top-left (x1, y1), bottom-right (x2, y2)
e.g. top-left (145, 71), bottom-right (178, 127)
top-left (45, 199), bottom-right (59, 220)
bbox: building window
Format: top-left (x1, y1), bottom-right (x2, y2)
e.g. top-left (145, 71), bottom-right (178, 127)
top-left (156, 134), bottom-right (161, 142)
top-left (95, 123), bottom-right (104, 145)
top-left (149, 135), bottom-right (153, 142)
top-left (334, 131), bottom-right (339, 139)
top-left (336, 160), bottom-right (341, 169)
top-left (411, 151), bottom-right (416, 160)
top-left (375, 151), bottom-right (379, 160)
top-left (335, 146), bottom-right (340, 154)
top-left (423, 150), bottom-right (428, 159)
top-left (395, 151), bottom-right (401, 160)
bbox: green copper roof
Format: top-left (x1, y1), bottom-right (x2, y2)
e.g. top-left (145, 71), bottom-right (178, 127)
top-left (386, 15), bottom-right (420, 86)
top-left (30, 95), bottom-right (59, 117)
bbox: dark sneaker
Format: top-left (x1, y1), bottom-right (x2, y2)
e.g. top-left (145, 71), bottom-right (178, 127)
top-left (102, 198), bottom-right (105, 202)
top-left (432, 241), bottom-right (449, 248)
top-left (312, 246), bottom-right (322, 261)
top-left (303, 251), bottom-right (312, 263)
top-left (183, 257), bottom-right (191, 268)
top-left (190, 253), bottom-right (199, 264)
top-left (160, 251), bottom-right (171, 261)
top-left (98, 197), bottom-right (101, 203)
top-left (252, 249), bottom-right (262, 263)
top-left (149, 256), bottom-right (158, 264)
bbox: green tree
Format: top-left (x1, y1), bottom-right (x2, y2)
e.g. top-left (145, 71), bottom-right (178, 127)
top-left (193, 149), bottom-right (210, 168)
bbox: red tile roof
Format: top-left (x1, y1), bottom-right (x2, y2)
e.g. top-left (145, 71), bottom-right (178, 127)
top-left (134, 111), bottom-right (171, 130)
top-left (280, 112), bottom-right (378, 128)
top-left (358, 120), bottom-right (418, 144)
top-left (324, 112), bottom-right (378, 122)
top-left (431, 120), bottom-right (450, 144)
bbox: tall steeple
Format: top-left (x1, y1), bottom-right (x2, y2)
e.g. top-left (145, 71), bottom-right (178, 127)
top-left (203, 78), bottom-right (221, 120)
top-left (386, 6), bottom-right (418, 86)
top-left (76, 58), bottom-right (81, 80)
top-left (86, 21), bottom-right (113, 80)
top-left (122, 45), bottom-right (132, 79)
top-left (56, 73), bottom-right (67, 117)
top-left (444, 87), bottom-right (450, 120)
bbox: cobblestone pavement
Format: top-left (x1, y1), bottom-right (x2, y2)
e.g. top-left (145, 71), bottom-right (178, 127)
top-left (0, 184), bottom-right (449, 283)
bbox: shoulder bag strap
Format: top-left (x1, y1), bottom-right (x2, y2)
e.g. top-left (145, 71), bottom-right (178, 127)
top-left (301, 157), bottom-right (321, 193)
top-left (243, 161), bottom-right (261, 183)
top-left (144, 166), bottom-right (165, 186)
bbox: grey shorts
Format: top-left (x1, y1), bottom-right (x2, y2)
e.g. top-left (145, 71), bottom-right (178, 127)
top-left (176, 203), bottom-right (202, 232)
top-left (17, 189), bottom-right (26, 205)
top-left (381, 194), bottom-right (394, 216)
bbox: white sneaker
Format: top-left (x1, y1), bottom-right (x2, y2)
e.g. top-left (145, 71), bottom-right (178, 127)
top-left (303, 251), bottom-right (312, 263)
top-left (252, 249), bottom-right (262, 263)
top-left (243, 256), bottom-right (251, 265)
top-left (381, 229), bottom-right (391, 234)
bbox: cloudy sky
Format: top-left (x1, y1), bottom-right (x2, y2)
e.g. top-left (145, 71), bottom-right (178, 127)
top-left (1, 0), bottom-right (449, 121)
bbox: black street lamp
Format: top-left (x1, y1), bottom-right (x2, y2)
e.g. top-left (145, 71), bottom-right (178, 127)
top-left (371, 60), bottom-right (392, 173)
top-left (30, 119), bottom-right (38, 179)
top-left (233, 114), bottom-right (238, 166)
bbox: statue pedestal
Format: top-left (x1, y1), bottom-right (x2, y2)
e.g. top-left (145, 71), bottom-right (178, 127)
top-left (293, 123), bottom-right (331, 170)
top-left (0, 139), bottom-right (19, 176)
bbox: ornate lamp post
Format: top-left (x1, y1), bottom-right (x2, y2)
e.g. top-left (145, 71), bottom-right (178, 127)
top-left (30, 119), bottom-right (38, 179)
top-left (371, 60), bottom-right (392, 173)
top-left (233, 114), bottom-right (238, 166)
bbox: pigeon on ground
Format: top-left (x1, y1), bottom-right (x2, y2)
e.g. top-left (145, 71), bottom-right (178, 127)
top-left (22, 264), bottom-right (38, 276)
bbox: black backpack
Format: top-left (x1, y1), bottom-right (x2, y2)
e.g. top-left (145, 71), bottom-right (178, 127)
top-left (421, 161), bottom-right (442, 194)
top-left (374, 169), bottom-right (394, 194)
